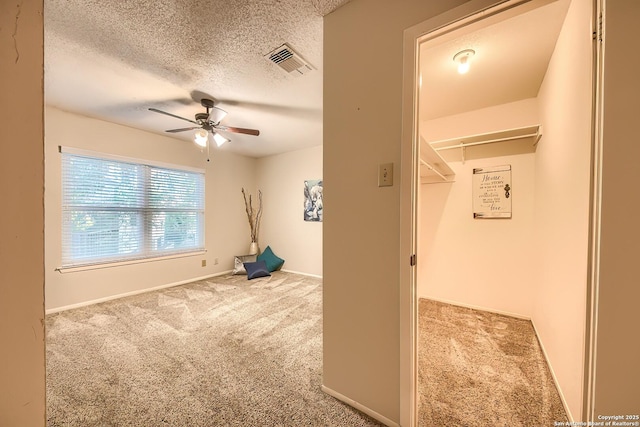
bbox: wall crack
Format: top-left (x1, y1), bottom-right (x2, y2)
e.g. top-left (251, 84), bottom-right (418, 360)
top-left (12, 2), bottom-right (23, 64)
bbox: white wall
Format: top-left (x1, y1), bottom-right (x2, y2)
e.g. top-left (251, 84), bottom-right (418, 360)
top-left (419, 153), bottom-right (536, 318)
top-left (256, 146), bottom-right (323, 277)
top-left (45, 107), bottom-right (257, 311)
top-left (0, 1), bottom-right (46, 424)
top-left (419, 99), bottom-right (540, 318)
top-left (532, 0), bottom-right (592, 420)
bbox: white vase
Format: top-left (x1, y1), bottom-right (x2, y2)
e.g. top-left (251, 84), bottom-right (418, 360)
top-left (249, 242), bottom-right (259, 255)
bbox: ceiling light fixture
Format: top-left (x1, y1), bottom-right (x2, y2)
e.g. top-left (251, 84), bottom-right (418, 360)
top-left (453, 49), bottom-right (475, 74)
top-left (208, 107), bottom-right (228, 124)
top-left (194, 107), bottom-right (229, 148)
top-left (194, 129), bottom-right (208, 147)
top-left (212, 131), bottom-right (229, 147)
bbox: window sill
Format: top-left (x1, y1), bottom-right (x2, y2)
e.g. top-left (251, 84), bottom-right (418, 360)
top-left (56, 250), bottom-right (207, 274)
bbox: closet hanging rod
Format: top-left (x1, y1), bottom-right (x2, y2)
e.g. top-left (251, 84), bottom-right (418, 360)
top-left (420, 159), bottom-right (449, 181)
top-left (432, 130), bottom-right (541, 151)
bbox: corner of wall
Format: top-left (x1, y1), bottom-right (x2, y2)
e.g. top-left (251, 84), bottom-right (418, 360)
top-left (0, 0), bottom-right (46, 424)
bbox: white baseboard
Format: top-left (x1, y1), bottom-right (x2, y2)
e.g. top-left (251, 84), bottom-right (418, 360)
top-left (530, 319), bottom-right (574, 423)
top-left (281, 269), bottom-right (322, 279)
top-left (45, 270), bottom-right (232, 314)
top-left (420, 295), bottom-right (531, 320)
top-left (321, 385), bottom-right (399, 427)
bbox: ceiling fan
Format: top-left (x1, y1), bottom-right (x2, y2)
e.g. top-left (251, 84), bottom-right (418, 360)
top-left (149, 98), bottom-right (260, 149)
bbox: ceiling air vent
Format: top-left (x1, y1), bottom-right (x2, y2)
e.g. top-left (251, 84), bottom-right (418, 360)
top-left (265, 44), bottom-right (313, 76)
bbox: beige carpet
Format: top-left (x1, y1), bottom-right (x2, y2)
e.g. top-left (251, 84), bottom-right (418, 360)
top-left (46, 271), bottom-right (382, 426)
top-left (418, 298), bottom-right (569, 426)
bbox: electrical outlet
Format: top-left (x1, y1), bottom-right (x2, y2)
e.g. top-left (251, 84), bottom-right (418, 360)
top-left (214, 258), bottom-right (219, 265)
top-left (378, 162), bottom-right (393, 187)
top-left (201, 259), bottom-right (206, 267)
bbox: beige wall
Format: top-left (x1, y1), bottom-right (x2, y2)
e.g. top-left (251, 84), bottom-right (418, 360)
top-left (419, 153), bottom-right (537, 318)
top-left (45, 108), bottom-right (322, 310)
top-left (256, 146), bottom-right (323, 277)
top-left (418, 99), bottom-right (539, 317)
top-left (45, 107), bottom-right (257, 310)
top-left (532, 0), bottom-right (593, 419)
top-left (324, 0), bottom-right (475, 423)
top-left (0, 0), bottom-right (46, 425)
top-left (593, 0), bottom-right (640, 416)
top-left (421, 98), bottom-right (540, 143)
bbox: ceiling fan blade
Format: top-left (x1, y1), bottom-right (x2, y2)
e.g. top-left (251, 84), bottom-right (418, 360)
top-left (166, 126), bottom-right (201, 133)
top-left (149, 108), bottom-right (199, 125)
top-left (215, 125), bottom-right (260, 136)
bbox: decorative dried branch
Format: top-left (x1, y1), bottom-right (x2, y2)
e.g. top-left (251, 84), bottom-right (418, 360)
top-left (254, 190), bottom-right (263, 242)
top-left (242, 188), bottom-right (262, 243)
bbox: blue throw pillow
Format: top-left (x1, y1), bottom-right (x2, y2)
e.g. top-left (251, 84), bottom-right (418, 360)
top-left (244, 260), bottom-right (271, 280)
top-left (257, 246), bottom-right (285, 272)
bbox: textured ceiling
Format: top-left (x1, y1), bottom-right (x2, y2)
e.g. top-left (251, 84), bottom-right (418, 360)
top-left (45, 0), bottom-right (352, 158)
top-left (45, 0), bottom-right (568, 158)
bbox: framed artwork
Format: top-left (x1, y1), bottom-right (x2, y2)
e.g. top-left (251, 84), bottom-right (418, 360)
top-left (304, 179), bottom-right (323, 222)
top-left (472, 165), bottom-right (512, 218)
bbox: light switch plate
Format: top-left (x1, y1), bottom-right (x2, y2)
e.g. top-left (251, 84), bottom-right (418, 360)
top-left (378, 163), bottom-right (393, 187)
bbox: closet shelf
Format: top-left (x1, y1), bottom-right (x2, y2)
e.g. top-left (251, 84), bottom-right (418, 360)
top-left (419, 125), bottom-right (542, 184)
top-left (429, 125), bottom-right (542, 152)
top-left (420, 137), bottom-right (455, 184)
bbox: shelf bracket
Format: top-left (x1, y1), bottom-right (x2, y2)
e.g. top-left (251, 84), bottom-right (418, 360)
top-left (533, 126), bottom-right (543, 147)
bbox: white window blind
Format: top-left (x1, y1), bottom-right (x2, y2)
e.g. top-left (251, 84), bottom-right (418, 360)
top-left (61, 150), bottom-right (205, 268)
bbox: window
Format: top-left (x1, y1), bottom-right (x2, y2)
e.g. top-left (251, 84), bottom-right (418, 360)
top-left (61, 148), bottom-right (205, 268)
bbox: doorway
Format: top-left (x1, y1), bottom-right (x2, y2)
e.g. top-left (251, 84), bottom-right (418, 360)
top-left (402, 0), bottom-right (596, 423)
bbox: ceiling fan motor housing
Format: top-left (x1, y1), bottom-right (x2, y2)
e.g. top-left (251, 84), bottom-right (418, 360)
top-left (201, 99), bottom-right (215, 109)
top-left (195, 112), bottom-right (209, 123)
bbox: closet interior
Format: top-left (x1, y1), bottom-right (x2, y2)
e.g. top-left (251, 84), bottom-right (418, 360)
top-left (416, 0), bottom-right (591, 420)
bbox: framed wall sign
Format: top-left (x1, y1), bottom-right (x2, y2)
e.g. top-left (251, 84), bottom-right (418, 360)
top-left (472, 165), bottom-right (512, 218)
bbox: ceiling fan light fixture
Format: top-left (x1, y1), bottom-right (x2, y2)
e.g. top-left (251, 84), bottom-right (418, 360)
top-left (209, 107), bottom-right (228, 124)
top-left (194, 129), bottom-right (208, 147)
top-left (212, 131), bottom-right (229, 147)
top-left (149, 98), bottom-right (259, 156)
top-left (453, 49), bottom-right (475, 74)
